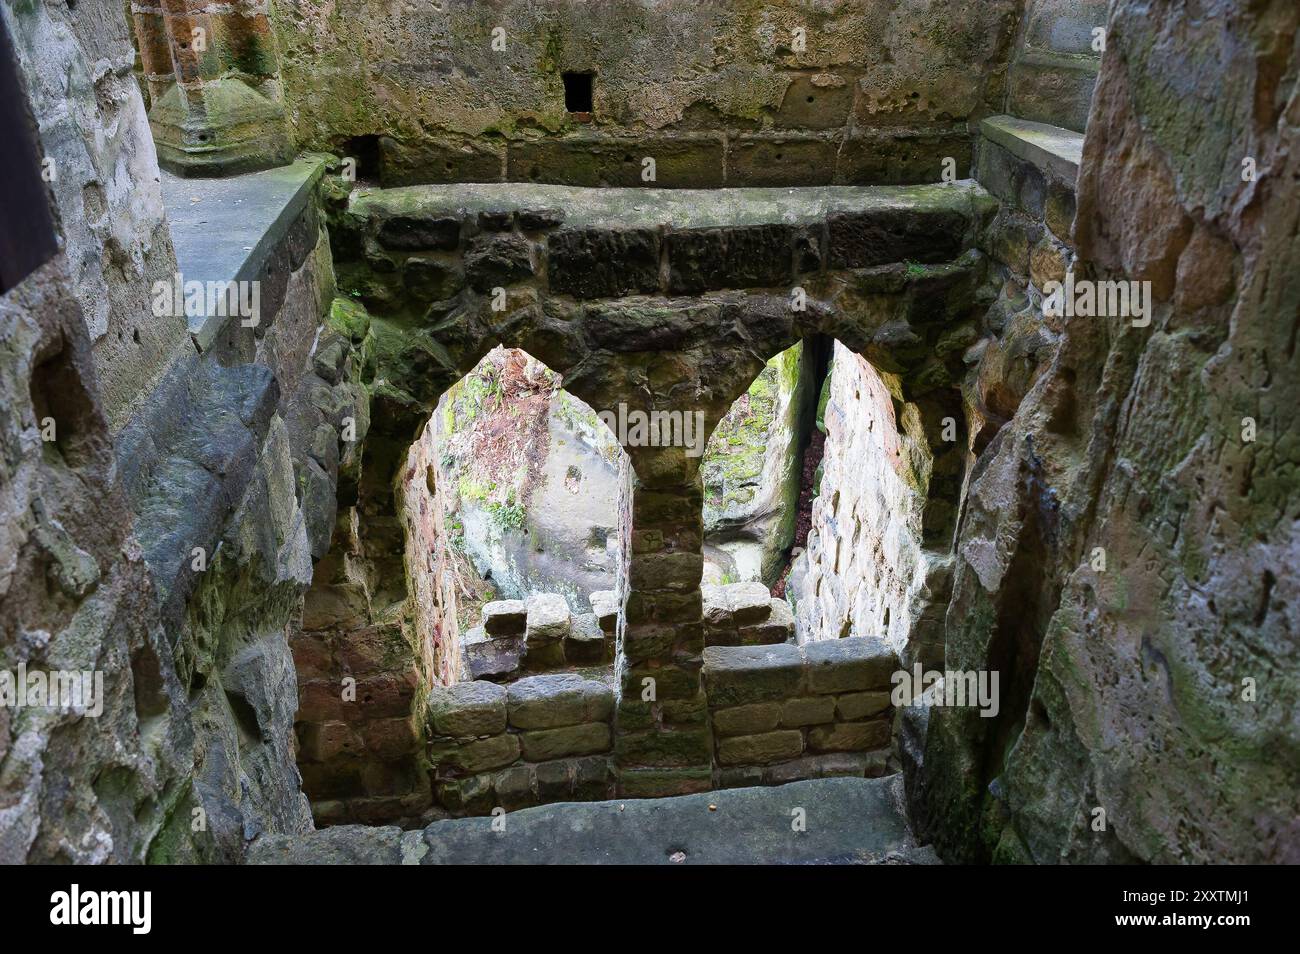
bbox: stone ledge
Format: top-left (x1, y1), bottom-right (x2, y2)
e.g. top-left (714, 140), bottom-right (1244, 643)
top-left (163, 156), bottom-right (326, 350)
top-left (979, 115), bottom-right (1083, 185)
top-left (248, 776), bottom-right (936, 865)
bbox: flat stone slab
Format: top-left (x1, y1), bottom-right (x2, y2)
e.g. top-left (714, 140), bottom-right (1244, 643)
top-left (980, 115), bottom-right (1083, 182)
top-left (248, 776), bottom-right (937, 865)
top-left (163, 157), bottom-right (325, 348)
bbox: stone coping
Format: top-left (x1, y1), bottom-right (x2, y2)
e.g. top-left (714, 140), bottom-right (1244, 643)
top-left (979, 115), bottom-right (1084, 183)
top-left (350, 180), bottom-right (991, 232)
top-left (162, 155), bottom-right (326, 349)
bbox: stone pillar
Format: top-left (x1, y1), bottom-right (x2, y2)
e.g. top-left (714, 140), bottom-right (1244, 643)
top-left (615, 444), bottom-right (713, 797)
top-left (131, 0), bottom-right (292, 176)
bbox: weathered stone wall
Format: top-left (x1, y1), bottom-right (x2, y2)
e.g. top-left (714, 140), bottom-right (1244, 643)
top-left (703, 637), bottom-right (897, 788)
top-left (1006, 0), bottom-right (1106, 132)
top-left (914, 0), bottom-right (1300, 863)
top-left (703, 342), bottom-right (814, 585)
top-left (3, 0), bottom-right (187, 433)
top-left (788, 342), bottom-right (932, 657)
top-left (427, 673), bottom-right (616, 815)
top-left (271, 0), bottom-right (1021, 187)
top-left (2, 1), bottom-right (337, 863)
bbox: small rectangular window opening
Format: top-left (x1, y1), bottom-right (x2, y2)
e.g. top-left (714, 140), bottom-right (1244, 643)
top-left (562, 72), bottom-right (594, 114)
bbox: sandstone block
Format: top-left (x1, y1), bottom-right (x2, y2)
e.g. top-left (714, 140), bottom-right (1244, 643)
top-left (525, 593), bottom-right (571, 643)
top-left (430, 733), bottom-right (520, 773)
top-left (520, 722), bottom-right (611, 761)
top-left (482, 599), bottom-right (527, 636)
top-left (702, 643), bottom-right (804, 707)
top-left (565, 612), bottom-right (608, 665)
top-left (506, 673), bottom-right (614, 730)
top-left (836, 691), bottom-right (892, 721)
top-left (717, 730), bottom-right (805, 766)
top-left (427, 680), bottom-right (507, 737)
top-left (808, 719), bottom-right (891, 753)
top-left (711, 702), bottom-right (781, 737)
top-left (547, 227), bottom-right (661, 299)
top-left (803, 637), bottom-right (897, 694)
top-left (589, 590), bottom-right (619, 633)
top-left (375, 213), bottom-right (460, 251)
top-left (781, 696), bottom-right (836, 727)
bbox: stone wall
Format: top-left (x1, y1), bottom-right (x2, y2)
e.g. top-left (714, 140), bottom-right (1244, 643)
top-left (788, 342), bottom-right (932, 657)
top-left (271, 0), bottom-right (1022, 187)
top-left (3, 0), bottom-right (186, 432)
top-left (702, 342), bottom-right (815, 585)
top-left (915, 0), bottom-right (1300, 864)
top-left (1006, 0), bottom-right (1106, 133)
top-left (463, 594), bottom-right (616, 682)
top-left (703, 638), bottom-right (897, 788)
top-left (427, 673), bottom-right (616, 814)
top-left (2, 0), bottom-right (338, 862)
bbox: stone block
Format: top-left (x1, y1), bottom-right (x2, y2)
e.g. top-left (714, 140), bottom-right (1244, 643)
top-left (362, 716), bottom-right (421, 760)
top-left (702, 643), bottom-right (804, 707)
top-left (666, 224), bottom-right (794, 293)
top-left (506, 673), bottom-right (614, 730)
top-left (615, 727), bottom-right (711, 767)
top-left (835, 691), bottom-right (892, 721)
top-left (462, 626), bottom-right (522, 681)
top-left (482, 599), bottom-right (527, 636)
top-left (427, 680), bottom-right (507, 737)
top-left (492, 764), bottom-right (535, 811)
top-left (521, 640), bottom-right (567, 672)
top-left (534, 759), bottom-right (572, 801)
top-left (711, 702), bottom-right (781, 737)
top-left (572, 756), bottom-right (613, 801)
top-left (403, 256), bottom-right (464, 302)
top-left (430, 733), bottom-right (520, 773)
top-left (507, 134), bottom-right (724, 188)
top-left (617, 767), bottom-right (713, 798)
top-left (547, 227), bottom-right (661, 299)
top-left (464, 234), bottom-right (535, 291)
top-left (517, 208), bottom-right (565, 231)
top-left (773, 73), bottom-right (853, 129)
top-left (739, 598), bottom-right (795, 645)
top-left (589, 590), bottom-right (620, 633)
top-left (722, 582), bottom-right (773, 625)
top-left (566, 612), bottom-right (608, 665)
top-left (762, 752), bottom-right (875, 785)
top-left (807, 719), bottom-right (892, 753)
top-left (701, 584), bottom-right (732, 627)
top-left (297, 720), bottom-right (361, 763)
top-left (622, 662), bottom-right (701, 701)
top-left (436, 774), bottom-right (494, 814)
top-left (803, 637), bottom-right (897, 694)
top-left (717, 730), bottom-right (805, 766)
top-left (520, 722), bottom-right (612, 761)
top-left (525, 592), bottom-right (571, 643)
top-left (375, 213), bottom-right (460, 251)
top-left (781, 696), bottom-right (836, 727)
top-left (379, 135), bottom-right (503, 187)
top-left (827, 208), bottom-right (967, 269)
top-left (727, 135), bottom-right (839, 186)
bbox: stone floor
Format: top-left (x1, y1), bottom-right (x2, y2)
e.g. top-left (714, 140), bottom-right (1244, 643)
top-left (249, 775), bottom-right (938, 864)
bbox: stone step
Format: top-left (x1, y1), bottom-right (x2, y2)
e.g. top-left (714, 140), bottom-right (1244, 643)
top-left (248, 775), bottom-right (937, 865)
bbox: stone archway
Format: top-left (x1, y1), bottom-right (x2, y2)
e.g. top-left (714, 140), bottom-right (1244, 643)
top-left (296, 179), bottom-right (993, 817)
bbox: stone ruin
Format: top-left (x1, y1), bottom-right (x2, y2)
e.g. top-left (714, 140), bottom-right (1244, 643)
top-left (1, 0), bottom-right (1297, 868)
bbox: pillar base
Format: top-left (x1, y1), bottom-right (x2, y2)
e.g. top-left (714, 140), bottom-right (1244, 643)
top-left (149, 77), bottom-right (293, 178)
